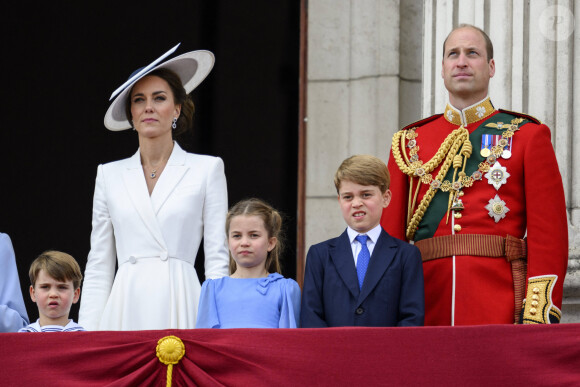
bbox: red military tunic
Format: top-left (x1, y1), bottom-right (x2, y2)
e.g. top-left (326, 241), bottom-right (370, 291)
top-left (381, 97), bottom-right (568, 325)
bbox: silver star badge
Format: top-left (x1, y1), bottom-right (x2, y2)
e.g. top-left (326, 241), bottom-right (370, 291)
top-left (485, 194), bottom-right (509, 223)
top-left (484, 161), bottom-right (510, 190)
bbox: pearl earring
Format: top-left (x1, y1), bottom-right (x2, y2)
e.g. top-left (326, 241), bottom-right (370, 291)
top-left (172, 117), bottom-right (177, 130)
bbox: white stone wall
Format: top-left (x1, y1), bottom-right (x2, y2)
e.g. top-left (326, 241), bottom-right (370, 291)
top-left (306, 0), bottom-right (422, 250)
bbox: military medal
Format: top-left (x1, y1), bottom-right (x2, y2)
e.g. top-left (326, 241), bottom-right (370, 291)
top-left (491, 135), bottom-right (512, 159)
top-left (485, 194), bottom-right (509, 222)
top-left (484, 161), bottom-right (510, 190)
top-left (500, 136), bottom-right (513, 159)
top-left (480, 134), bottom-right (492, 157)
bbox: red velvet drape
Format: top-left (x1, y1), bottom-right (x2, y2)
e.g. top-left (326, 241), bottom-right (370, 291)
top-left (2, 325), bottom-right (579, 386)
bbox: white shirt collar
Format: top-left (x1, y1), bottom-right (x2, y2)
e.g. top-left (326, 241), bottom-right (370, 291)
top-left (347, 224), bottom-right (382, 244)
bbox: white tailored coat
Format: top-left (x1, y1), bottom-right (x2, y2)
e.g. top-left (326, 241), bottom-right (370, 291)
top-left (79, 143), bottom-right (229, 331)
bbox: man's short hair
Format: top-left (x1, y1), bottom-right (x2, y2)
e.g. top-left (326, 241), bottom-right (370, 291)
top-left (29, 250), bottom-right (83, 289)
top-left (334, 155), bottom-right (390, 194)
top-left (442, 23), bottom-right (494, 62)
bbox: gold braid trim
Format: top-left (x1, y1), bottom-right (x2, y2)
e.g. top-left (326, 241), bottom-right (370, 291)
top-left (392, 129), bottom-right (461, 176)
top-left (392, 127), bottom-right (470, 240)
top-left (405, 129), bottom-right (469, 240)
top-left (522, 275), bottom-right (559, 324)
top-left (392, 117), bottom-right (524, 241)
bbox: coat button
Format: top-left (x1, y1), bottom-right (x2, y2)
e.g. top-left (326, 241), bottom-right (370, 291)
top-left (454, 224), bottom-right (462, 232)
top-left (160, 251), bottom-right (168, 261)
top-left (129, 256), bottom-right (136, 264)
top-left (355, 307), bottom-right (364, 315)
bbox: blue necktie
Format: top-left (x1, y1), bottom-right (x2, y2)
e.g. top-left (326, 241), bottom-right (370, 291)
top-left (355, 235), bottom-right (370, 289)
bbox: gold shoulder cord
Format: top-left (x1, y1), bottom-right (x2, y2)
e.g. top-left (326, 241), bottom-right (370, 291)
top-left (391, 127), bottom-right (471, 240)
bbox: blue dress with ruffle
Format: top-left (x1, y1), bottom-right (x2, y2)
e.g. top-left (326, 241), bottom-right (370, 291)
top-left (196, 273), bottom-right (301, 328)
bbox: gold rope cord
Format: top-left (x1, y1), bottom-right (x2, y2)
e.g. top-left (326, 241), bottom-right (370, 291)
top-left (391, 127), bottom-right (470, 240)
top-left (391, 129), bottom-right (461, 176)
top-left (156, 335), bottom-right (186, 387)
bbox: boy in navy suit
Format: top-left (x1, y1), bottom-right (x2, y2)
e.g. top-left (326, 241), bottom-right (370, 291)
top-left (301, 155), bottom-right (424, 327)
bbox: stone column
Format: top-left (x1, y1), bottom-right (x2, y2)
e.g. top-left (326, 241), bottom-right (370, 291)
top-left (422, 0), bottom-right (580, 322)
top-left (305, 0), bottom-right (422, 250)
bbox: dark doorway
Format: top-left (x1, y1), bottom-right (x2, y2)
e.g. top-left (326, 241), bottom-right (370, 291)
top-left (1, 2), bottom-right (299, 323)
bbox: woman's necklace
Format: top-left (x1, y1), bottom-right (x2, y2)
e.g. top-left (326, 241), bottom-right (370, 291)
top-left (145, 158), bottom-right (168, 179)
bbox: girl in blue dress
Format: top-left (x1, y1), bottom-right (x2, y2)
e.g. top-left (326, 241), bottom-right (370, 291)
top-left (196, 198), bottom-right (301, 328)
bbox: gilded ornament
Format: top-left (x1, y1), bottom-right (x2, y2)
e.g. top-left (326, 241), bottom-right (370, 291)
top-left (156, 335), bottom-right (186, 387)
top-left (430, 179), bottom-right (442, 189)
top-left (491, 145), bottom-right (504, 157)
top-left (451, 199), bottom-right (464, 211)
top-left (406, 129), bottom-right (418, 139)
top-left (440, 181), bottom-right (451, 192)
top-left (479, 162), bottom-right (490, 173)
top-left (157, 336), bottom-right (185, 365)
top-left (421, 173), bottom-right (432, 184)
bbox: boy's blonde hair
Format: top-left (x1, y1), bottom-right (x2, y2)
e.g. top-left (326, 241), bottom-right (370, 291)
top-left (334, 155), bottom-right (390, 194)
top-left (29, 251), bottom-right (83, 289)
top-left (226, 198), bottom-right (284, 275)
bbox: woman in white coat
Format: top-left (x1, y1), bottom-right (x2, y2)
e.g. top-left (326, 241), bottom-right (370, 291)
top-left (79, 44), bottom-right (229, 331)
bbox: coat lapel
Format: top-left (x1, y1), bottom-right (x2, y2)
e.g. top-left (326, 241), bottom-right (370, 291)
top-left (358, 229), bottom-right (396, 304)
top-left (150, 143), bottom-right (189, 214)
top-left (122, 150), bottom-right (166, 248)
top-left (330, 230), bottom-right (360, 299)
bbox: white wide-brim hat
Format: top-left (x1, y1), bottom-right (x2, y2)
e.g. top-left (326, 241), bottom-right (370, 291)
top-left (104, 43), bottom-right (215, 131)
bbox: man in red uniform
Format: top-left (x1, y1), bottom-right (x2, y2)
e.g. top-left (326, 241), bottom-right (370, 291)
top-left (381, 24), bottom-right (568, 325)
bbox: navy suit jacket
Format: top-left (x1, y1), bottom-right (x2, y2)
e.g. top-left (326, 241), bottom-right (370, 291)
top-left (300, 228), bottom-right (424, 327)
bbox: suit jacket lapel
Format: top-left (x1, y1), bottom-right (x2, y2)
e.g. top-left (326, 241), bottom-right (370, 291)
top-left (358, 229), bottom-right (396, 303)
top-left (330, 230), bottom-right (360, 299)
top-left (150, 143), bottom-right (189, 214)
top-left (122, 150), bottom-right (166, 247)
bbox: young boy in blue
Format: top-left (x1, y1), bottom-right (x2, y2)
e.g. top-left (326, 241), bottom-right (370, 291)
top-left (19, 251), bottom-right (85, 332)
top-left (301, 155), bottom-right (424, 327)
